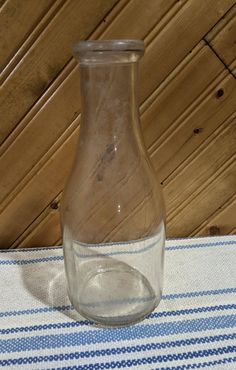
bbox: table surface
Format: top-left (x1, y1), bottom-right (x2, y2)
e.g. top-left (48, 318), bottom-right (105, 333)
top-left (0, 236), bottom-right (236, 369)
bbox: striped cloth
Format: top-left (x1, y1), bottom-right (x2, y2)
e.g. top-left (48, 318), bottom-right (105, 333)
top-left (0, 236), bottom-right (236, 369)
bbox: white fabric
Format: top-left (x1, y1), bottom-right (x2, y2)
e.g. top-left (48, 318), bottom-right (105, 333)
top-left (0, 235), bottom-right (235, 369)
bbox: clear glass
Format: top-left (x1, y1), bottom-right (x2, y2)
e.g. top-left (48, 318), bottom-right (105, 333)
top-left (61, 40), bottom-right (165, 327)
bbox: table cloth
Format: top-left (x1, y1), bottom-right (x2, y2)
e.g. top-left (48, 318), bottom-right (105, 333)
top-left (0, 235), bottom-right (235, 369)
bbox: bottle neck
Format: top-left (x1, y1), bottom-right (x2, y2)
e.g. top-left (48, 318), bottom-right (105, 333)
top-left (79, 62), bottom-right (139, 137)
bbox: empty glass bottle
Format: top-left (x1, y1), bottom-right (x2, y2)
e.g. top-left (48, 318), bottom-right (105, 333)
top-left (61, 40), bottom-right (165, 326)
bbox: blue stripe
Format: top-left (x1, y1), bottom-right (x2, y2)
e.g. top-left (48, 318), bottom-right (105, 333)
top-left (1, 335), bottom-right (235, 367)
top-left (50, 348), bottom-right (236, 369)
top-left (168, 235), bottom-right (235, 241)
top-left (1, 314), bottom-right (236, 353)
top-left (0, 305), bottom-right (72, 318)
top-left (2, 304), bottom-right (235, 335)
top-left (0, 255), bottom-right (63, 265)
top-left (0, 236), bottom-right (234, 254)
top-left (162, 287), bottom-right (236, 300)
top-left (78, 288), bottom-right (236, 309)
top-left (1, 288), bottom-right (235, 318)
top-left (0, 239), bottom-right (235, 264)
top-left (150, 303), bottom-right (236, 317)
top-left (155, 356), bottom-right (236, 370)
top-left (0, 246), bottom-right (61, 253)
top-left (166, 240), bottom-right (236, 250)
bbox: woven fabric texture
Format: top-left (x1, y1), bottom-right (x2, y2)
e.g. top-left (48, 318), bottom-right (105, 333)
top-left (0, 236), bottom-right (236, 369)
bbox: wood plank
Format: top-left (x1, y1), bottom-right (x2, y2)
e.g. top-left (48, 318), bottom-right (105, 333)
top-left (0, 122), bottom-right (79, 248)
top-left (0, 0), bottom-right (118, 144)
top-left (164, 111), bottom-right (236, 224)
top-left (0, 0), bottom-right (229, 205)
top-left (0, 0), bottom-right (129, 156)
top-left (0, 0), bottom-right (55, 73)
top-left (139, 0), bottom-right (235, 102)
top-left (100, 105), bottom-right (236, 239)
top-left (97, 0), bottom-right (177, 42)
top-left (230, 228), bottom-right (236, 235)
top-left (13, 74), bottom-right (236, 246)
top-left (151, 73), bottom-right (236, 182)
top-left (0, 0), bottom-right (176, 208)
top-left (19, 212), bottom-right (60, 248)
top-left (0, 1), bottom-right (181, 215)
top-left (0, 0), bottom-right (233, 146)
top-left (27, 147), bottom-right (236, 245)
top-left (0, 0), bottom-right (7, 8)
top-left (13, 201), bottom-right (61, 248)
top-left (142, 43), bottom-right (225, 152)
top-left (0, 0), bottom-right (178, 136)
top-left (28, 211), bottom-right (60, 248)
top-left (191, 193), bottom-right (236, 236)
top-left (9, 48), bottom-right (235, 247)
top-left (1, 0), bottom-right (235, 246)
top-left (206, 4), bottom-right (236, 69)
top-left (0, 0), bottom-right (67, 83)
top-left (14, 108), bottom-right (236, 246)
top-left (0, 67), bottom-right (81, 208)
top-left (167, 156), bottom-right (236, 237)
top-left (233, 61), bottom-right (236, 73)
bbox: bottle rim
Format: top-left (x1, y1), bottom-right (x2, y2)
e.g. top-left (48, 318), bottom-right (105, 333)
top-left (73, 39), bottom-right (145, 55)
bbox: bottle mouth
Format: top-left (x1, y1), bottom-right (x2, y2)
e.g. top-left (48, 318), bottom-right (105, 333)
top-left (73, 39), bottom-right (144, 53)
top-left (73, 39), bottom-right (145, 65)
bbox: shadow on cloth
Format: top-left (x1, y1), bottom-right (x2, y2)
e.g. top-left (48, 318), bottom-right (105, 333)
top-left (16, 248), bottom-right (84, 321)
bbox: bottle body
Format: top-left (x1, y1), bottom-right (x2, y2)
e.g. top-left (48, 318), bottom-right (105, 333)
top-left (61, 40), bottom-right (165, 326)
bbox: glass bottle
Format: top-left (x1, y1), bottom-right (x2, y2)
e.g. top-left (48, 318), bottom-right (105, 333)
top-left (61, 40), bottom-right (165, 327)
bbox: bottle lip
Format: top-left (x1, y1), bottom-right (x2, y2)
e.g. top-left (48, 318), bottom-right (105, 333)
top-left (73, 39), bottom-right (145, 55)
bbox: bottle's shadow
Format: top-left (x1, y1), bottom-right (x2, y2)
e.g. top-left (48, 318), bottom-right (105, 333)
top-left (13, 249), bottom-right (84, 321)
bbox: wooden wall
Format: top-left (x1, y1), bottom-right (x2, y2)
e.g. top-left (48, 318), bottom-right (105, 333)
top-left (0, 0), bottom-right (235, 248)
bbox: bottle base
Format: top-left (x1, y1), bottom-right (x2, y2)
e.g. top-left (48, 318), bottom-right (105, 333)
top-left (68, 262), bottom-right (160, 327)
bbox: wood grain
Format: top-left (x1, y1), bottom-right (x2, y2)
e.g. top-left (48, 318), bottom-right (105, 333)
top-left (0, 0), bottom-right (55, 73)
top-left (0, 0), bottom-right (197, 245)
top-left (0, 121), bottom-right (79, 247)
top-left (11, 196), bottom-right (61, 248)
top-left (0, 0), bottom-right (176, 208)
top-left (151, 73), bottom-right (236, 183)
top-left (0, 67), bottom-right (81, 209)
top-left (0, 0), bottom-right (7, 8)
top-left (98, 0), bottom-right (177, 42)
top-left (0, 0), bottom-right (67, 83)
top-left (167, 156), bottom-right (236, 237)
top-left (12, 56), bottom-right (236, 247)
top-left (0, 0), bottom-right (235, 247)
top-left (139, 0), bottom-right (235, 102)
top-left (0, 0), bottom-right (118, 144)
top-left (165, 111), bottom-right (236, 230)
top-left (142, 42), bottom-right (225, 152)
top-left (206, 3), bottom-right (236, 70)
top-left (191, 193), bottom-right (236, 236)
